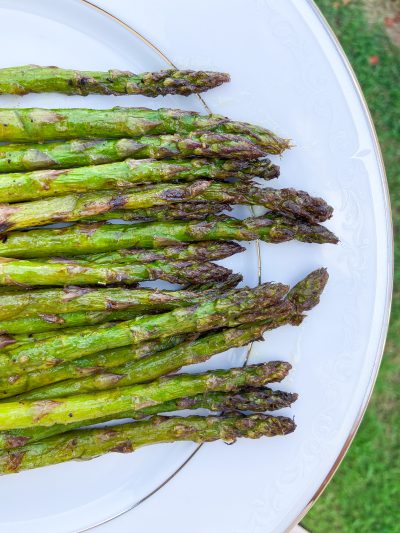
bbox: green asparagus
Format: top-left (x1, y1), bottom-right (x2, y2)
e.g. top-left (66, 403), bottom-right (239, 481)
top-left (0, 320), bottom-right (138, 350)
top-left (0, 215), bottom-right (338, 258)
top-left (38, 267), bottom-right (323, 399)
top-left (0, 107), bottom-right (290, 153)
top-left (0, 257), bottom-right (234, 287)
top-left (0, 413), bottom-right (296, 473)
top-left (0, 277), bottom-right (244, 335)
top-left (0, 299), bottom-right (298, 397)
top-left (0, 388), bottom-right (298, 451)
top-left (0, 268), bottom-right (326, 455)
top-left (0, 362), bottom-right (291, 429)
top-left (0, 133), bottom-right (268, 174)
top-left (80, 202), bottom-right (231, 223)
top-left (0, 66), bottom-right (230, 96)
top-left (0, 158), bottom-right (280, 204)
top-left (0, 272), bottom-right (243, 320)
top-left (14, 306), bottom-right (299, 401)
top-left (0, 267), bottom-right (328, 397)
top-left (0, 181), bottom-right (332, 230)
top-left (69, 241), bottom-right (245, 266)
top-left (0, 282), bottom-right (288, 376)
top-left (6, 320), bottom-right (180, 352)
top-left (0, 309), bottom-right (149, 336)
top-left (0, 335), bottom-right (191, 399)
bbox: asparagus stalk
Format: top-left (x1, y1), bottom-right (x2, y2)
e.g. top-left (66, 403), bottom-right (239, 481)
top-left (0, 215), bottom-right (338, 259)
top-left (0, 274), bottom-right (239, 338)
top-left (0, 335), bottom-right (191, 399)
top-left (0, 309), bottom-right (150, 337)
top-left (80, 202), bottom-right (231, 223)
top-left (0, 182), bottom-right (226, 228)
top-left (2, 275), bottom-right (239, 297)
top-left (0, 276), bottom-right (243, 335)
top-left (72, 241), bottom-right (245, 266)
top-left (5, 321), bottom-right (188, 353)
top-left (0, 362), bottom-right (291, 430)
top-left (0, 319), bottom-right (142, 350)
top-left (0, 272), bottom-right (243, 320)
top-left (15, 267), bottom-right (329, 400)
top-left (0, 388), bottom-right (298, 451)
top-left (0, 274), bottom-right (234, 332)
top-left (0, 257), bottom-right (235, 287)
top-left (0, 412), bottom-right (296, 473)
top-left (0, 107), bottom-right (290, 153)
top-left (14, 306), bottom-right (298, 401)
top-left (0, 157), bottom-right (280, 204)
top-left (0, 181), bottom-right (332, 230)
top-left (0, 66), bottom-right (230, 96)
top-left (0, 282), bottom-right (289, 376)
top-left (0, 301), bottom-right (296, 396)
top-left (0, 268), bottom-right (328, 398)
top-left (0, 133), bottom-right (268, 174)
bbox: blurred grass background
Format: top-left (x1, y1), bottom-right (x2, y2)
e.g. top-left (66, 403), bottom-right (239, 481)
top-left (302, 1), bottom-right (400, 532)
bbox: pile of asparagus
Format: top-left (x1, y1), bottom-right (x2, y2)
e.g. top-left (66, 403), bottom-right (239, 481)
top-left (0, 66), bottom-right (337, 474)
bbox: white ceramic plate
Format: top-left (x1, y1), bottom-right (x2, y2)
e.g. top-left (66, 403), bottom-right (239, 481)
top-left (0, 1), bottom-right (392, 532)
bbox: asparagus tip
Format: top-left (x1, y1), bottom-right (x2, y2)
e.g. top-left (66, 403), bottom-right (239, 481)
top-left (289, 267), bottom-right (329, 312)
top-left (226, 413), bottom-right (296, 439)
top-left (277, 188), bottom-right (334, 223)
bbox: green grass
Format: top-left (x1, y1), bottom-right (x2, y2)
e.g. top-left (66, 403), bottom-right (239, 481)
top-left (302, 1), bottom-right (400, 532)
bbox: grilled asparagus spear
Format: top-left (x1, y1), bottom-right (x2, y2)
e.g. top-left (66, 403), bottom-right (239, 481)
top-left (0, 159), bottom-right (280, 203)
top-left (0, 362), bottom-right (291, 430)
top-left (0, 388), bottom-right (298, 451)
top-left (0, 215), bottom-right (338, 259)
top-left (0, 282), bottom-right (288, 376)
top-left (0, 257), bottom-right (235, 287)
top-left (0, 66), bottom-right (230, 96)
top-left (0, 181), bottom-right (332, 230)
top-left (0, 413), bottom-right (296, 474)
top-left (0, 107), bottom-right (290, 153)
top-left (0, 133), bottom-right (269, 173)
